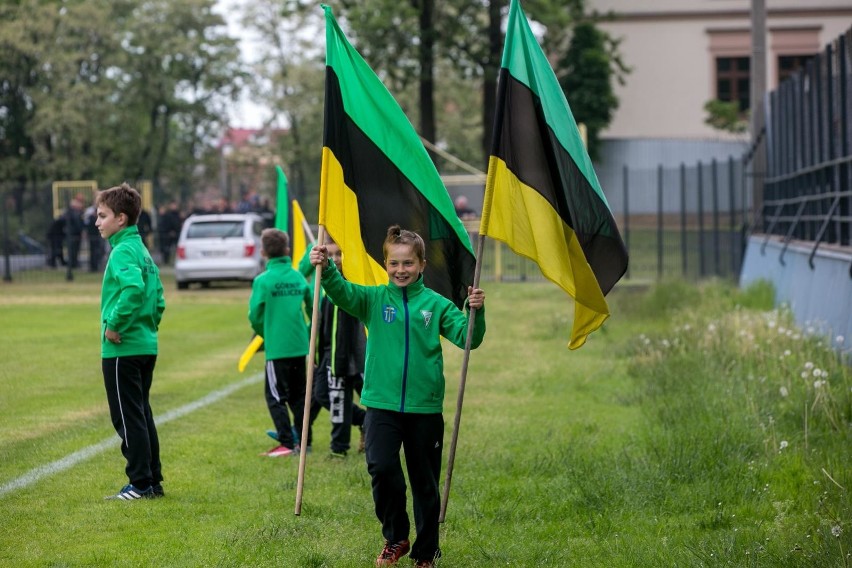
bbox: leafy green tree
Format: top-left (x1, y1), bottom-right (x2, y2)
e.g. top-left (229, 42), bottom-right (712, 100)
top-left (0, 0), bottom-right (244, 210)
top-left (556, 19), bottom-right (628, 161)
top-left (703, 99), bottom-right (749, 135)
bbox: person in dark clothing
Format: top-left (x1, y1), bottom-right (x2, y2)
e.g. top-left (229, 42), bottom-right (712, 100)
top-left (84, 203), bottom-right (104, 272)
top-left (64, 197), bottom-right (85, 269)
top-left (157, 202), bottom-right (182, 265)
top-left (137, 209), bottom-right (152, 249)
top-left (308, 240), bottom-right (367, 457)
top-left (46, 217), bottom-right (67, 268)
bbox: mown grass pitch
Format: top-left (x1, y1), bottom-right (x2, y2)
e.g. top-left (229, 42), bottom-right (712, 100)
top-left (1, 276), bottom-right (849, 567)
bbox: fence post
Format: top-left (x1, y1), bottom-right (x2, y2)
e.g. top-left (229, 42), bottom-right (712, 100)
top-left (2, 190), bottom-right (11, 283)
top-left (697, 160), bottom-right (706, 277)
top-left (657, 164), bottom-right (664, 280)
top-left (712, 158), bottom-right (720, 276)
top-left (840, 34), bottom-right (851, 247)
top-left (729, 156), bottom-right (738, 279)
top-left (623, 165), bottom-right (630, 279)
top-left (680, 163), bottom-right (688, 278)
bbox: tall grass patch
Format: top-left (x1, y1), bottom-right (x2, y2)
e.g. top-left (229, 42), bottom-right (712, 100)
top-left (625, 279), bottom-right (851, 566)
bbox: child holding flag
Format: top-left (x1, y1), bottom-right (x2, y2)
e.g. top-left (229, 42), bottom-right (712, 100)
top-left (249, 228), bottom-right (312, 457)
top-left (310, 225), bottom-right (486, 568)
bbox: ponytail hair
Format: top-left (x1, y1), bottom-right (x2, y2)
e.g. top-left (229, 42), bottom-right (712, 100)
top-left (383, 225), bottom-right (425, 263)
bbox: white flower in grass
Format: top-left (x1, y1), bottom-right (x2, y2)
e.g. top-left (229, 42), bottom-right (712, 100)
top-left (805, 362), bottom-right (814, 370)
top-left (778, 326), bottom-right (786, 335)
top-left (814, 380), bottom-right (826, 389)
top-left (783, 349), bottom-right (791, 357)
top-left (708, 323), bottom-right (717, 333)
top-left (801, 371), bottom-right (809, 379)
top-left (768, 320), bottom-right (777, 329)
top-left (793, 334), bottom-right (801, 340)
top-left (836, 335), bottom-right (845, 345)
top-left (812, 368), bottom-right (822, 377)
top-left (832, 526), bottom-right (842, 537)
top-left (779, 386), bottom-right (789, 397)
top-left (779, 440), bottom-right (788, 451)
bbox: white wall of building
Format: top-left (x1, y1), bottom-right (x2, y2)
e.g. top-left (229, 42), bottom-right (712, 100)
top-left (588, 0), bottom-right (852, 140)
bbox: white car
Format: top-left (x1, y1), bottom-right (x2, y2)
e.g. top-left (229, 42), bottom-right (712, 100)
top-left (174, 213), bottom-right (267, 289)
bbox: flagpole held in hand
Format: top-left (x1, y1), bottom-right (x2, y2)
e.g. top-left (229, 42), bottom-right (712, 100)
top-left (295, 226), bottom-right (326, 516)
top-left (439, 231), bottom-right (486, 523)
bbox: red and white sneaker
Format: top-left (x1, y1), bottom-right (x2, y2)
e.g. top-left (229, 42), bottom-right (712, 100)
top-left (261, 445), bottom-right (296, 457)
top-left (376, 539), bottom-right (410, 566)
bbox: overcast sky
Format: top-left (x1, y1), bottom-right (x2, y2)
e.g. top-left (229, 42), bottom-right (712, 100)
top-left (215, 0), bottom-right (268, 129)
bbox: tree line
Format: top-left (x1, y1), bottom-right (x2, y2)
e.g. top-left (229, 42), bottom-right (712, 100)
top-left (0, 0), bottom-right (626, 232)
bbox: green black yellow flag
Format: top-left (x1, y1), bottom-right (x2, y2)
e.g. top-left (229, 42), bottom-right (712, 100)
top-left (319, 4), bottom-right (475, 308)
top-left (291, 198), bottom-right (310, 268)
top-left (480, 0), bottom-right (628, 349)
top-left (274, 165), bottom-right (289, 231)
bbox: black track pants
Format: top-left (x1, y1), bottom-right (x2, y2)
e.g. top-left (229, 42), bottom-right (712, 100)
top-left (365, 408), bottom-right (443, 562)
top-left (102, 355), bottom-right (161, 488)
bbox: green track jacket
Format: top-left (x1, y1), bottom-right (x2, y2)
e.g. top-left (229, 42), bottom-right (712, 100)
top-left (248, 256), bottom-right (311, 359)
top-left (320, 261), bottom-right (485, 414)
top-left (100, 225), bottom-right (165, 358)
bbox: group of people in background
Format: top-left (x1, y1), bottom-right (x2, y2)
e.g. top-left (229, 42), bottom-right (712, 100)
top-left (47, 194), bottom-right (183, 271)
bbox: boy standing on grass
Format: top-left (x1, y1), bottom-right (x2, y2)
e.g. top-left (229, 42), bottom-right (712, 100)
top-left (249, 228), bottom-right (312, 457)
top-left (310, 225), bottom-right (486, 568)
top-left (96, 183), bottom-right (166, 500)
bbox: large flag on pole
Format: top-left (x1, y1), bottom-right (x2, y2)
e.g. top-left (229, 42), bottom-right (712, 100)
top-left (274, 165), bottom-right (289, 231)
top-left (480, 0), bottom-right (628, 349)
top-left (291, 198), bottom-right (310, 267)
top-left (319, 4), bottom-right (475, 308)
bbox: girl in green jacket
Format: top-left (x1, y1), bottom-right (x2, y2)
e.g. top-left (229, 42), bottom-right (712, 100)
top-left (310, 225), bottom-right (485, 568)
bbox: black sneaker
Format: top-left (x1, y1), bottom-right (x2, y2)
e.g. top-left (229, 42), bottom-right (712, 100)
top-left (152, 483), bottom-right (165, 498)
top-left (105, 483), bottom-right (154, 500)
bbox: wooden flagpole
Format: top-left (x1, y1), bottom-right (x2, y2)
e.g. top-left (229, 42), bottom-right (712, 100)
top-left (439, 231), bottom-right (486, 523)
top-left (295, 225), bottom-right (326, 515)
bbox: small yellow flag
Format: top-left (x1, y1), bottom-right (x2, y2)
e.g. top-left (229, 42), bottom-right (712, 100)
top-left (238, 335), bottom-right (264, 372)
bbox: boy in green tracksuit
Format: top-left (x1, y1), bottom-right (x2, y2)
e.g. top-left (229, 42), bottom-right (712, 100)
top-left (310, 225), bottom-right (486, 568)
top-left (249, 228), bottom-right (312, 457)
top-left (96, 183), bottom-right (166, 500)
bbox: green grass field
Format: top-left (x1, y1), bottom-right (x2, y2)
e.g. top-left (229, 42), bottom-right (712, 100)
top-left (1, 275), bottom-right (849, 567)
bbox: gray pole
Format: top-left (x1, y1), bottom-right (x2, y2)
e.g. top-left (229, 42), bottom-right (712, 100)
top-left (750, 0), bottom-right (767, 230)
top-left (2, 191), bottom-right (12, 282)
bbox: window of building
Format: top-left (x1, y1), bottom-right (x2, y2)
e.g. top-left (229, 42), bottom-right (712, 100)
top-left (716, 56), bottom-right (750, 111)
top-left (778, 54), bottom-right (815, 83)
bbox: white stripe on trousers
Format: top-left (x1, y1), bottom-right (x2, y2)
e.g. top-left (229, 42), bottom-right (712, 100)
top-left (113, 358), bottom-right (129, 448)
top-left (266, 360), bottom-right (282, 402)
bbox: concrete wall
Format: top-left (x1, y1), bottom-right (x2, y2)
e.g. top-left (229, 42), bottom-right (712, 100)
top-left (739, 235), bottom-right (852, 349)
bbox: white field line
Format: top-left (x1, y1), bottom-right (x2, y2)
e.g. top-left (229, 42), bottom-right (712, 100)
top-left (0, 373), bottom-right (262, 498)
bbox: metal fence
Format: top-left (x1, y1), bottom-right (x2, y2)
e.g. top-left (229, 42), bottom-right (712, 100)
top-left (1, 162), bottom-right (750, 285)
top-left (756, 26), bottom-right (852, 271)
